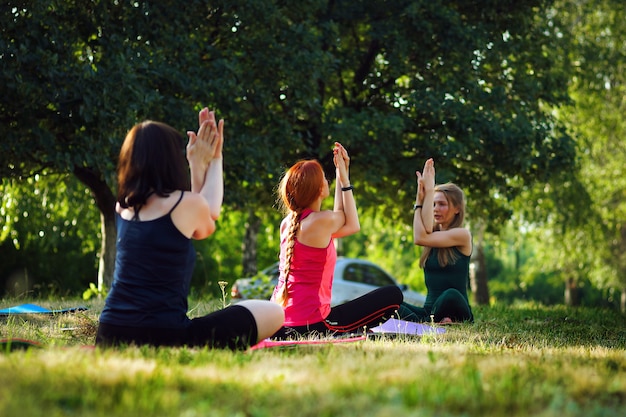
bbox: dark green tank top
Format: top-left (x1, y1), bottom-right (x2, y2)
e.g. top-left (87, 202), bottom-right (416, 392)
top-left (423, 247), bottom-right (471, 312)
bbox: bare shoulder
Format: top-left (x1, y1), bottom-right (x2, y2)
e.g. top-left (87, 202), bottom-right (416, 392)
top-left (455, 227), bottom-right (472, 256)
top-left (302, 210), bottom-right (342, 230)
top-left (176, 192), bottom-right (210, 217)
top-left (307, 209), bottom-right (339, 223)
top-left (171, 191), bottom-right (212, 239)
top-left (179, 191), bottom-right (203, 205)
top-left (298, 210), bottom-right (337, 247)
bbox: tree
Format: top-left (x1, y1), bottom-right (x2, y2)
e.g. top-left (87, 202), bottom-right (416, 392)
top-left (553, 0), bottom-right (626, 308)
top-left (1, 0), bottom-right (578, 294)
top-left (0, 174), bottom-right (100, 296)
top-left (1, 1), bottom-right (233, 289)
top-left (177, 0), bottom-right (580, 297)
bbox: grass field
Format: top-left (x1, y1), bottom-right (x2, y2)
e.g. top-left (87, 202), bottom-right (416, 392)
top-left (1, 298), bottom-right (625, 417)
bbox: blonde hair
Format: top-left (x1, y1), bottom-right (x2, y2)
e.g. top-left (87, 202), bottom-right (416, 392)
top-left (419, 182), bottom-right (466, 268)
top-left (274, 160), bottom-right (325, 306)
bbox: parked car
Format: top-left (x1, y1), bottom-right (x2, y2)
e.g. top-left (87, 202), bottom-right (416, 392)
top-left (230, 257), bottom-right (426, 307)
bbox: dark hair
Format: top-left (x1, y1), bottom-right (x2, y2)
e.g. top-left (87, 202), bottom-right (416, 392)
top-left (116, 121), bottom-right (190, 211)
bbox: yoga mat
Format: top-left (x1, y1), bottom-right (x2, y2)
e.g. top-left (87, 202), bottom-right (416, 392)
top-left (370, 318), bottom-right (446, 335)
top-left (0, 338), bottom-right (43, 351)
top-left (0, 303), bottom-right (88, 316)
top-left (0, 338), bottom-right (96, 353)
top-left (250, 335), bottom-right (367, 350)
top-left (250, 319), bottom-right (445, 350)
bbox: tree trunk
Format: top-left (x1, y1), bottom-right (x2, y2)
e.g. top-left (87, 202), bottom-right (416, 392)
top-left (73, 166), bottom-right (117, 292)
top-left (472, 243), bottom-right (490, 305)
top-left (564, 277), bottom-right (581, 306)
top-left (242, 209), bottom-right (261, 277)
top-left (98, 209), bottom-right (117, 292)
top-left (621, 289), bottom-right (626, 313)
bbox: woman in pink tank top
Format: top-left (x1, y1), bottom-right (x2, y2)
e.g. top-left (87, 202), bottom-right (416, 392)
top-left (270, 143), bottom-right (403, 339)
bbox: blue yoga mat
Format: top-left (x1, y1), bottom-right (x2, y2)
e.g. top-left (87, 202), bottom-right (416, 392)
top-left (0, 303), bottom-right (88, 316)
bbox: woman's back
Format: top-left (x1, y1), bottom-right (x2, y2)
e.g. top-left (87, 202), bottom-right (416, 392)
top-left (277, 209), bottom-right (337, 326)
top-left (100, 192), bottom-right (194, 328)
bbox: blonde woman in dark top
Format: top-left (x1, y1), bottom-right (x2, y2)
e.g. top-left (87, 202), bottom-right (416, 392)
top-left (399, 158), bottom-right (474, 323)
top-left (96, 107), bottom-right (284, 349)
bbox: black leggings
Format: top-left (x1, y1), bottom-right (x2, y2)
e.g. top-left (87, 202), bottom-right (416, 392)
top-left (95, 305), bottom-right (258, 350)
top-left (272, 285), bottom-right (403, 339)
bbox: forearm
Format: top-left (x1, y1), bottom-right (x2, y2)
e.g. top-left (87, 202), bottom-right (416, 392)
top-left (199, 158), bottom-right (223, 219)
top-left (340, 186), bottom-right (359, 234)
top-left (190, 163), bottom-right (207, 194)
top-left (334, 176), bottom-right (360, 236)
top-left (333, 174), bottom-right (344, 212)
top-left (420, 189), bottom-right (434, 234)
top-left (413, 207), bottom-right (427, 244)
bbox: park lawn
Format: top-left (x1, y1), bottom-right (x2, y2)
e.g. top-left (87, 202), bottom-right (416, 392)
top-left (0, 299), bottom-right (625, 417)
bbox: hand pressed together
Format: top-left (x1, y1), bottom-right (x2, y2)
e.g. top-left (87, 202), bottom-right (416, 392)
top-left (333, 142), bottom-right (351, 187)
top-left (186, 108), bottom-right (224, 167)
top-left (415, 158), bottom-right (434, 204)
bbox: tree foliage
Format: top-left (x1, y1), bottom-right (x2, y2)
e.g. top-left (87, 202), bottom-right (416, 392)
top-left (557, 0), bottom-right (626, 295)
top-left (0, 175), bottom-right (100, 296)
top-left (505, 0), bottom-right (626, 306)
top-left (1, 0), bottom-right (579, 293)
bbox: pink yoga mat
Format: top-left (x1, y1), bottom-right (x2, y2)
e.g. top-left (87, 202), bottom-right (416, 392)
top-left (250, 319), bottom-right (445, 350)
top-left (250, 335), bottom-right (367, 350)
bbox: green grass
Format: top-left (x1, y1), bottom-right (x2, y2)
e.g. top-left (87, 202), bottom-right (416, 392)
top-left (1, 298), bottom-right (625, 417)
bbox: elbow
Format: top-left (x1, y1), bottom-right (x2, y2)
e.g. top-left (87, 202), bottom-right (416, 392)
top-left (349, 226), bottom-right (361, 236)
top-left (334, 223), bottom-right (360, 239)
top-left (193, 220), bottom-right (216, 240)
top-left (347, 222), bottom-right (360, 235)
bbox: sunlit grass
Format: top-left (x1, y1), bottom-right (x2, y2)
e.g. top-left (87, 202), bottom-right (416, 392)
top-left (0, 299), bottom-right (625, 416)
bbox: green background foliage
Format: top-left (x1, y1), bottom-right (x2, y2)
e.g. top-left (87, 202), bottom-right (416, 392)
top-left (1, 0), bottom-right (625, 307)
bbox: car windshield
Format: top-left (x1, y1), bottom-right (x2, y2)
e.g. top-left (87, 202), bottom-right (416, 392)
top-left (342, 263), bottom-right (395, 287)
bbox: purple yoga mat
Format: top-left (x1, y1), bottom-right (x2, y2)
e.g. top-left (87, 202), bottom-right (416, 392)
top-left (371, 318), bottom-right (446, 335)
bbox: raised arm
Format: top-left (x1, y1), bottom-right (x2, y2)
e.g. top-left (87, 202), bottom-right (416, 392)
top-left (331, 142), bottom-right (360, 238)
top-left (187, 108), bottom-right (224, 220)
top-left (413, 159), bottom-right (434, 242)
top-left (203, 111), bottom-right (224, 221)
top-left (420, 158), bottom-right (435, 234)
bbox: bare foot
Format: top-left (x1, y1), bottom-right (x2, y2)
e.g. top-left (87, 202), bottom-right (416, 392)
top-left (439, 317), bottom-right (453, 324)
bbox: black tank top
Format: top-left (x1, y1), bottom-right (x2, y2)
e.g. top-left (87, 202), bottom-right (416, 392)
top-left (99, 191), bottom-right (195, 328)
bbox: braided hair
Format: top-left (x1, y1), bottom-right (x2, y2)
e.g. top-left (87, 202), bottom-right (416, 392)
top-left (274, 160), bottom-right (325, 307)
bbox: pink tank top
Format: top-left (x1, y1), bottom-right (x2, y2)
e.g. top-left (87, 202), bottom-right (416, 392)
top-left (271, 209), bottom-right (336, 326)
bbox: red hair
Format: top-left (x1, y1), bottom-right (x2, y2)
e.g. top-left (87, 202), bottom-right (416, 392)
top-left (279, 160), bottom-right (325, 213)
top-left (274, 160), bottom-right (325, 306)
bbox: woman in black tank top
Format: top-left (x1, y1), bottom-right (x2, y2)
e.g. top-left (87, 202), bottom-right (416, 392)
top-left (96, 107), bottom-right (284, 349)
